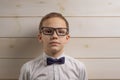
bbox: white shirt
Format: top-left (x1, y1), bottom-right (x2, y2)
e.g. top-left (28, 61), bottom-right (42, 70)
top-left (19, 53), bottom-right (88, 80)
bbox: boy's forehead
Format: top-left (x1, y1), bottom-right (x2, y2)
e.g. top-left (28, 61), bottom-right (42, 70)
top-left (42, 17), bottom-right (67, 28)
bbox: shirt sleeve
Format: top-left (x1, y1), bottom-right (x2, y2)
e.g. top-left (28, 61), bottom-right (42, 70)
top-left (19, 63), bottom-right (30, 80)
top-left (79, 63), bottom-right (88, 80)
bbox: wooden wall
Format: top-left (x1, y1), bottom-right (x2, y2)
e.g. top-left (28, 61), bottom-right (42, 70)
top-left (0, 0), bottom-right (120, 80)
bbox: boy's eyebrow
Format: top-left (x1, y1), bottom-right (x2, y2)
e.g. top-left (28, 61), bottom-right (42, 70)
top-left (41, 27), bottom-right (68, 29)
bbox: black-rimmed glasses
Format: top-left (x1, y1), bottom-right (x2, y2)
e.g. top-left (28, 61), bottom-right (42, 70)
top-left (40, 27), bottom-right (69, 36)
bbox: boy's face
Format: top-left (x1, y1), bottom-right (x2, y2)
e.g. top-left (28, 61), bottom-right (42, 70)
top-left (38, 17), bottom-right (70, 56)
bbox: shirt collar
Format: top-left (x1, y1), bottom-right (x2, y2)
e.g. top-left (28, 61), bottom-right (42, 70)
top-left (43, 52), bottom-right (65, 59)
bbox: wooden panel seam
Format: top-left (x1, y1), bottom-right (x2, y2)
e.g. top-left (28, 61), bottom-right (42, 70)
top-left (0, 37), bottom-right (120, 38)
top-left (0, 79), bottom-right (120, 80)
top-left (1, 16), bottom-right (120, 18)
top-left (0, 58), bottom-right (120, 59)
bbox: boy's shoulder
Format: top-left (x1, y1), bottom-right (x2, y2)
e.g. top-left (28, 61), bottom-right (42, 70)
top-left (65, 55), bottom-right (86, 68)
top-left (21, 55), bottom-right (43, 69)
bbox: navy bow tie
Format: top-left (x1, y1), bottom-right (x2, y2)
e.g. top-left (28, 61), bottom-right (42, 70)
top-left (47, 57), bottom-right (65, 65)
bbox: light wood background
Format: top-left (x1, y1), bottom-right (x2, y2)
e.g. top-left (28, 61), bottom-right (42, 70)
top-left (0, 0), bottom-right (120, 80)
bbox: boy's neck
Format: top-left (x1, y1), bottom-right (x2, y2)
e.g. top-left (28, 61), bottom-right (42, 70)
top-left (45, 50), bottom-right (64, 58)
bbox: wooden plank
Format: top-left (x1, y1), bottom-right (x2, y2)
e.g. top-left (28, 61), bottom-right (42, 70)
top-left (0, 79), bottom-right (17, 80)
top-left (0, 59), bottom-right (120, 79)
top-left (0, 79), bottom-right (120, 80)
top-left (66, 38), bottom-right (120, 58)
top-left (0, 17), bottom-right (120, 37)
top-left (68, 17), bottom-right (120, 37)
top-left (79, 59), bottom-right (120, 79)
top-left (0, 59), bottom-right (30, 79)
top-left (0, 79), bottom-right (119, 80)
top-left (0, 18), bottom-right (40, 37)
top-left (0, 0), bottom-right (120, 16)
top-left (0, 38), bottom-right (42, 58)
top-left (0, 38), bottom-right (120, 58)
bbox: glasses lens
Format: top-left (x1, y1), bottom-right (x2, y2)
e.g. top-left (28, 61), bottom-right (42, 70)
top-left (56, 28), bottom-right (68, 36)
top-left (42, 27), bottom-right (53, 35)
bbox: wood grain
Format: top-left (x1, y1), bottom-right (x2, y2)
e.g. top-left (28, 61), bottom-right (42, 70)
top-left (0, 0), bottom-right (120, 16)
top-left (0, 38), bottom-right (120, 58)
top-left (0, 17), bottom-right (120, 37)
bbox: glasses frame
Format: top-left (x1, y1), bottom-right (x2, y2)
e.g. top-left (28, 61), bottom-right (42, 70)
top-left (40, 27), bottom-right (69, 36)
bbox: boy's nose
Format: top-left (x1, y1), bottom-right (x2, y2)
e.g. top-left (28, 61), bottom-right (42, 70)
top-left (52, 31), bottom-right (58, 37)
top-left (50, 31), bottom-right (58, 39)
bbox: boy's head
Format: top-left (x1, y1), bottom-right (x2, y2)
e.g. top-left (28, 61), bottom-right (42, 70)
top-left (38, 12), bottom-right (70, 57)
top-left (39, 12), bottom-right (69, 32)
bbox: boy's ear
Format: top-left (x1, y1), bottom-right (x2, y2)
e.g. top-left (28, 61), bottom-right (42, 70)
top-left (38, 34), bottom-right (42, 42)
top-left (66, 34), bottom-right (70, 40)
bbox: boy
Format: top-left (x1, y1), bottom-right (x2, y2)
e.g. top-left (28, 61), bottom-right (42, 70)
top-left (19, 12), bottom-right (88, 80)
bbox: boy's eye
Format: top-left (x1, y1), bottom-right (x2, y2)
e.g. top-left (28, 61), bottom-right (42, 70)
top-left (57, 28), bottom-right (67, 34)
top-left (45, 29), bottom-right (52, 33)
top-left (44, 29), bottom-right (53, 34)
top-left (58, 30), bottom-right (66, 34)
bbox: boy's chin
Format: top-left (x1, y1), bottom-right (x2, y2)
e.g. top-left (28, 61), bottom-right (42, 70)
top-left (50, 47), bottom-right (61, 53)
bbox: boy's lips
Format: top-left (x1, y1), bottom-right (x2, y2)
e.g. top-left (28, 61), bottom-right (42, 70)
top-left (49, 41), bottom-right (60, 46)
